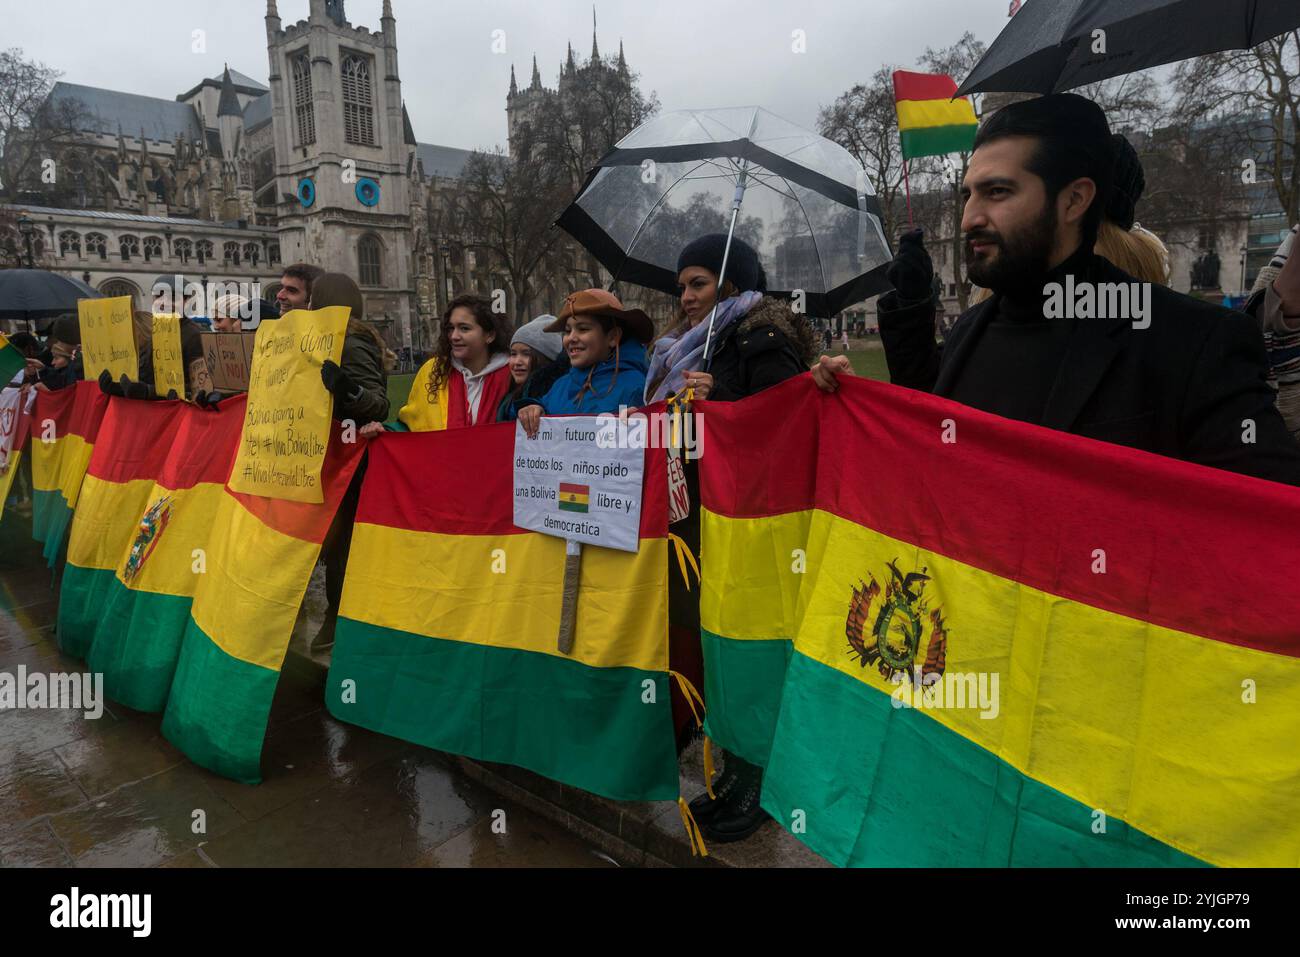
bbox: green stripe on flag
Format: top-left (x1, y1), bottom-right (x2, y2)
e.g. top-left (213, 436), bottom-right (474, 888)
top-left (901, 123), bottom-right (977, 161)
top-left (327, 616), bottom-right (680, 801)
top-left (161, 617), bottom-right (281, 785)
top-left (0, 338), bottom-right (23, 384)
top-left (700, 630), bottom-right (792, 767)
top-left (760, 652), bottom-right (1209, 867)
top-left (32, 488), bottom-right (75, 566)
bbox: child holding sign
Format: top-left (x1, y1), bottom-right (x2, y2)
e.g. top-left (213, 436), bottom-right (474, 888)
top-left (514, 290), bottom-right (653, 436)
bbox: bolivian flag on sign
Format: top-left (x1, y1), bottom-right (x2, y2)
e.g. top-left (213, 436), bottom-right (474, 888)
top-left (559, 482), bottom-right (589, 513)
top-left (700, 374), bottom-right (1300, 867)
top-left (892, 70), bottom-right (978, 161)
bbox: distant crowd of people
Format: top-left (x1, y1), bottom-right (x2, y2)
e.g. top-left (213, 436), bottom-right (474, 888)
top-left (5, 91), bottom-right (1300, 845)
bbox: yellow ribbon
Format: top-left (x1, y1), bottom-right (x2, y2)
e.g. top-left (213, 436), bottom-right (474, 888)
top-left (668, 532), bottom-right (701, 592)
top-left (677, 797), bottom-right (710, 858)
top-left (703, 735), bottom-right (717, 801)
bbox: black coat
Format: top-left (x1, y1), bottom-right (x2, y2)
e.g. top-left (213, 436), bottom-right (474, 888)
top-left (878, 253), bottom-right (1300, 487)
top-left (703, 297), bottom-right (816, 402)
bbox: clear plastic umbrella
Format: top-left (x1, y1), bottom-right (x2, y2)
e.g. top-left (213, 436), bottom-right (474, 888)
top-left (556, 106), bottom-right (893, 359)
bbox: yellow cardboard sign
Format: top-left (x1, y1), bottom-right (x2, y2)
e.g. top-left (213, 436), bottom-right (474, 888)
top-left (151, 314), bottom-right (186, 398)
top-left (227, 306), bottom-right (350, 504)
top-left (78, 296), bottom-right (139, 384)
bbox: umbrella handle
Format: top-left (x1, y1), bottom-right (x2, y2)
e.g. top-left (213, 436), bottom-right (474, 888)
top-left (701, 167), bottom-right (750, 368)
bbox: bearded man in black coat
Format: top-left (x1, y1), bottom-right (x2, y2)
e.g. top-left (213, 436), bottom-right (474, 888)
top-left (814, 93), bottom-right (1300, 487)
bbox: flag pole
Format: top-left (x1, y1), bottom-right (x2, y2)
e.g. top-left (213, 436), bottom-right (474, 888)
top-left (902, 156), bottom-right (915, 228)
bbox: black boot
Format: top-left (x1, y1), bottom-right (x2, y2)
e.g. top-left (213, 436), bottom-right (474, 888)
top-left (688, 751), bottom-right (742, 823)
top-left (699, 756), bottom-right (769, 843)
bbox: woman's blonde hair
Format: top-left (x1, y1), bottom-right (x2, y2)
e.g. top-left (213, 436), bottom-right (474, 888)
top-left (212, 293), bottom-right (251, 320)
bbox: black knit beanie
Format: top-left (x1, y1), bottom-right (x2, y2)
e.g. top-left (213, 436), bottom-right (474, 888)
top-left (676, 234), bottom-right (768, 293)
top-left (1107, 134), bottom-right (1146, 230)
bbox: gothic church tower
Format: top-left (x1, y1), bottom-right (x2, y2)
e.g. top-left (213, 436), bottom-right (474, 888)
top-left (264, 0), bottom-right (415, 347)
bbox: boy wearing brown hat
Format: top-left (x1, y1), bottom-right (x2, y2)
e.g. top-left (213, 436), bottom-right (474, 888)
top-left (515, 289), bottom-right (653, 437)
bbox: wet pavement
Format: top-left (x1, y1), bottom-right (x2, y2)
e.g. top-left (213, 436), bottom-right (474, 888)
top-left (0, 516), bottom-right (616, 868)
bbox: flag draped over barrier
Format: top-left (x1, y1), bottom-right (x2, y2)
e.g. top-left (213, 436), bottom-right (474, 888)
top-left (326, 422), bottom-right (681, 802)
top-left (700, 375), bottom-right (1300, 868)
top-left (30, 382), bottom-right (109, 565)
top-left (56, 390), bottom-right (363, 782)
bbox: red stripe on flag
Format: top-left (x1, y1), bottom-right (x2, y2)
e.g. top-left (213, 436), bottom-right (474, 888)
top-left (699, 374), bottom-right (1300, 659)
top-left (892, 70), bottom-right (961, 103)
top-left (559, 482), bottom-right (588, 495)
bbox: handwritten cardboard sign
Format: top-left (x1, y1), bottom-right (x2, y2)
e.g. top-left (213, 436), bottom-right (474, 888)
top-left (199, 332), bottom-right (257, 393)
top-left (151, 314), bottom-right (185, 398)
top-left (226, 306), bottom-right (350, 504)
top-left (78, 296), bottom-right (138, 383)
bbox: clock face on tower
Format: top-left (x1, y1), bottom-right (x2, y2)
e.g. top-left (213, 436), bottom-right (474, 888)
top-left (356, 177), bottom-right (381, 207)
top-left (297, 178), bottom-right (316, 208)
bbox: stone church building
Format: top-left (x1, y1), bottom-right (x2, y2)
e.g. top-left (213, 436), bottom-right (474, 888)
top-left (3, 0), bottom-right (608, 353)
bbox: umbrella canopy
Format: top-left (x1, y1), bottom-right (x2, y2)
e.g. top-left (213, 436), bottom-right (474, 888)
top-left (957, 0), bottom-right (1300, 95)
top-left (556, 107), bottom-right (893, 317)
top-left (0, 269), bottom-right (101, 323)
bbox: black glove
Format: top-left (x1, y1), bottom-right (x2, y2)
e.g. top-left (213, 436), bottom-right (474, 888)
top-left (193, 390), bottom-right (226, 411)
top-left (321, 360), bottom-right (362, 402)
top-left (887, 228), bottom-right (934, 304)
top-left (122, 377), bottom-right (160, 401)
top-left (98, 369), bottom-right (125, 397)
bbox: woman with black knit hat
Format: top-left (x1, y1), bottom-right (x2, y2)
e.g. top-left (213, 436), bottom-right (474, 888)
top-left (647, 233), bottom-right (815, 845)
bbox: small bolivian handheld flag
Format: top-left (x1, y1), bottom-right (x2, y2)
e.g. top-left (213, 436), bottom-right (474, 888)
top-left (0, 332), bottom-right (24, 385)
top-left (892, 70), bottom-right (979, 161)
top-left (559, 482), bottom-right (590, 513)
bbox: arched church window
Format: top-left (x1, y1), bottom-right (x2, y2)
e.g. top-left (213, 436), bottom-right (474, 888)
top-left (59, 232), bottom-right (81, 257)
top-left (268, 243), bottom-right (281, 266)
top-left (175, 239), bottom-right (193, 264)
top-left (342, 54), bottom-right (376, 147)
top-left (142, 236), bottom-right (163, 263)
top-left (223, 242), bottom-right (240, 266)
top-left (292, 54), bottom-right (316, 147)
top-left (243, 243), bottom-right (260, 267)
top-left (99, 279), bottom-right (140, 304)
top-left (358, 235), bottom-right (382, 287)
top-left (85, 233), bottom-right (107, 260)
top-left (119, 235), bottom-right (139, 261)
top-left (196, 240), bottom-right (213, 265)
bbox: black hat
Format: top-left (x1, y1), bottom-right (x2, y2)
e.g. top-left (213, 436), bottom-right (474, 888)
top-left (1107, 134), bottom-right (1146, 231)
top-left (677, 234), bottom-right (767, 293)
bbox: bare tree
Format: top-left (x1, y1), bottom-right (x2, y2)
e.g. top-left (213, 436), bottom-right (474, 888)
top-left (0, 48), bottom-right (88, 203)
top-left (817, 66), bottom-right (905, 246)
top-left (1173, 33), bottom-right (1300, 222)
top-left (452, 144), bottom-right (573, 325)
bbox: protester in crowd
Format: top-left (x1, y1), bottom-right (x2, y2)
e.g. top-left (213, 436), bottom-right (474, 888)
top-left (303, 272), bottom-right (391, 654)
top-left (36, 315), bottom-right (83, 392)
top-left (131, 311), bottom-right (208, 400)
top-left (210, 294), bottom-right (249, 333)
top-left (6, 332), bottom-right (44, 385)
top-left (514, 290), bottom-right (652, 436)
top-left (813, 93), bottom-right (1300, 486)
top-left (644, 234), bottom-right (815, 846)
top-left (276, 263), bottom-right (324, 313)
top-left (370, 294), bottom-right (512, 434)
top-left (496, 314), bottom-right (562, 422)
top-left (1245, 224), bottom-right (1299, 438)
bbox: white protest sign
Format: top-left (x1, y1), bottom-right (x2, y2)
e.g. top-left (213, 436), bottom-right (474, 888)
top-left (513, 416), bottom-right (645, 553)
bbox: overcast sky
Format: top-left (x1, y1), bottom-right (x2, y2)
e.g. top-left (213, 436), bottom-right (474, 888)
top-left (9, 0), bottom-right (1014, 152)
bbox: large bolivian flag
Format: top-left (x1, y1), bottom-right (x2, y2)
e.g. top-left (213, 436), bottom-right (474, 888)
top-left (700, 375), bottom-right (1300, 867)
top-left (327, 422), bottom-right (680, 801)
top-left (58, 393), bottom-right (364, 782)
top-left (30, 382), bottom-right (109, 566)
top-left (892, 70), bottom-right (978, 160)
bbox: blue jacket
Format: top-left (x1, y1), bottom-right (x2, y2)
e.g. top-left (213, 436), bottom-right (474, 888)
top-left (526, 339), bottom-right (649, 416)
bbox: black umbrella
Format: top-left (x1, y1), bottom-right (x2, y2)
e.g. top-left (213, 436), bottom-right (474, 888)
top-left (0, 269), bottom-right (101, 325)
top-left (957, 0), bottom-right (1300, 95)
top-left (556, 106), bottom-right (893, 341)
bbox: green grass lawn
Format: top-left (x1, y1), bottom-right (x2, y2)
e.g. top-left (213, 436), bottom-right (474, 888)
top-left (385, 343), bottom-right (890, 414)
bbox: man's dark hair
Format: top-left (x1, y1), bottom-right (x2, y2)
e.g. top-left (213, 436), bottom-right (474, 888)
top-left (7, 331), bottom-right (40, 357)
top-left (51, 314), bottom-right (82, 346)
top-left (973, 93), bottom-right (1115, 248)
top-left (281, 263), bottom-right (324, 296)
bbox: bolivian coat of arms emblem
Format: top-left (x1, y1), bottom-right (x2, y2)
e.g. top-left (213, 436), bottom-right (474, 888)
top-left (122, 495), bottom-right (174, 585)
top-left (846, 559), bottom-right (949, 686)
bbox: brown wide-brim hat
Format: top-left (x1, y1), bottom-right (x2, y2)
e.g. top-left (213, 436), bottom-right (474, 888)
top-left (546, 289), bottom-right (654, 343)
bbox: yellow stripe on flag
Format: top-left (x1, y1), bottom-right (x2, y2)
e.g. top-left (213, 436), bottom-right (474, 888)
top-left (32, 433), bottom-right (94, 507)
top-left (342, 523), bottom-right (669, 672)
top-left (896, 97), bottom-right (978, 132)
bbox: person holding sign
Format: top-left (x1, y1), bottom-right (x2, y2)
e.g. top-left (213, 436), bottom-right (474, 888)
top-left (36, 316), bottom-right (84, 392)
top-left (645, 235), bottom-right (816, 846)
top-left (304, 273), bottom-right (390, 653)
top-left (514, 290), bottom-right (653, 437)
top-left (365, 294), bottom-right (511, 435)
